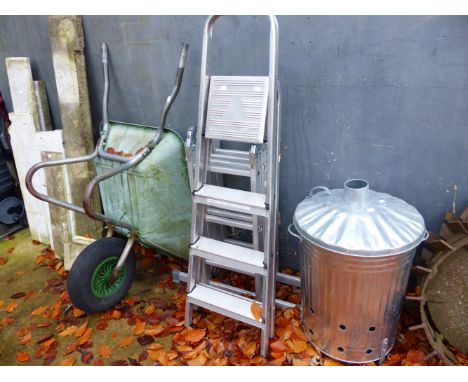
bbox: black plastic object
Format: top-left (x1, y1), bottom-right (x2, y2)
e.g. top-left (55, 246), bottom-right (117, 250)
top-left (0, 196), bottom-right (25, 225)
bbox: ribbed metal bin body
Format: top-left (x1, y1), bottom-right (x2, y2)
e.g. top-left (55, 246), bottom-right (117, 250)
top-left (300, 239), bottom-right (415, 363)
top-left (95, 121), bottom-right (192, 259)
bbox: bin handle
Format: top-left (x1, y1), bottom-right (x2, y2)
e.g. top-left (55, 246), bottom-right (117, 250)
top-left (423, 230), bottom-right (429, 241)
top-left (309, 186), bottom-right (331, 198)
top-left (288, 223), bottom-right (301, 239)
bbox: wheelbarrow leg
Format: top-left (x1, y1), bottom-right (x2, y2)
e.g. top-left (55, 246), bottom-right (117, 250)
top-left (109, 232), bottom-right (136, 282)
top-left (106, 224), bottom-right (114, 238)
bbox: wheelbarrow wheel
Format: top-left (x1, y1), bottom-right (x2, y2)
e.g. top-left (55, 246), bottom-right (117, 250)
top-left (67, 237), bottom-right (136, 313)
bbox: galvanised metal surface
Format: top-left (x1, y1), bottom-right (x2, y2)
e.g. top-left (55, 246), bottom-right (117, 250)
top-left (300, 239), bottom-right (415, 363)
top-left (293, 179), bottom-right (427, 363)
top-left (293, 179), bottom-right (427, 256)
top-left (95, 121), bottom-right (192, 259)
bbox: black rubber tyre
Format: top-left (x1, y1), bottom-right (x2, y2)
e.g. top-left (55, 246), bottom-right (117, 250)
top-left (67, 237), bottom-right (136, 313)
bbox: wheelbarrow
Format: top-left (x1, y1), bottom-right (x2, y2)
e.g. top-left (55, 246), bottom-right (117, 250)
top-left (25, 42), bottom-right (192, 313)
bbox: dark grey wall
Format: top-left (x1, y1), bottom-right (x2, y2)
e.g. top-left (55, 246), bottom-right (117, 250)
top-left (0, 16), bottom-right (467, 268)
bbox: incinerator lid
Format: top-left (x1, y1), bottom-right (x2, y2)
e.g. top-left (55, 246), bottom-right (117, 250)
top-left (292, 179), bottom-right (427, 256)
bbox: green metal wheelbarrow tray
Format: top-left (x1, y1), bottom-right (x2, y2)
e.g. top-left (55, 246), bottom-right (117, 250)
top-left (25, 42), bottom-right (191, 313)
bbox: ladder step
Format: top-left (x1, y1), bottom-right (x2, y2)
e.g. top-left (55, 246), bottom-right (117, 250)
top-left (194, 184), bottom-right (268, 216)
top-left (191, 236), bottom-right (266, 275)
top-left (187, 284), bottom-right (264, 328)
top-left (205, 76), bottom-right (269, 144)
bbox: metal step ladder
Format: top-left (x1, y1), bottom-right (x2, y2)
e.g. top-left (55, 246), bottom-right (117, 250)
top-left (185, 15), bottom-right (280, 357)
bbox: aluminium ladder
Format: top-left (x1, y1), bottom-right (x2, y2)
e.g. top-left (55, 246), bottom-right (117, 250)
top-left (185, 15), bottom-right (280, 357)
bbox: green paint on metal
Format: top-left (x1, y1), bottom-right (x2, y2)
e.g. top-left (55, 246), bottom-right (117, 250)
top-left (91, 256), bottom-right (126, 298)
top-left (95, 121), bottom-right (192, 260)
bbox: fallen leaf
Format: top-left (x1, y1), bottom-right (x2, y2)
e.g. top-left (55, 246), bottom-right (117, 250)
top-left (111, 310), bottom-right (122, 320)
top-left (36, 333), bottom-right (54, 344)
top-left (119, 336), bottom-right (133, 348)
top-left (5, 301), bottom-right (18, 313)
top-left (75, 321), bottom-right (88, 337)
top-left (98, 345), bottom-right (112, 358)
top-left (31, 306), bottom-right (48, 316)
top-left (268, 354), bottom-right (286, 366)
top-left (243, 341), bottom-right (257, 358)
top-left (111, 360), bottom-right (129, 366)
top-left (148, 343), bottom-right (164, 351)
top-left (7, 247), bottom-right (15, 254)
top-left (96, 320), bottom-right (108, 330)
top-left (186, 352), bottom-right (207, 366)
top-left (93, 359), bottom-right (105, 366)
top-left (73, 307), bottom-right (86, 318)
top-left (292, 326), bottom-right (308, 341)
top-left (270, 340), bottom-right (289, 353)
top-left (184, 328), bottom-right (206, 344)
top-left (24, 291), bottom-right (34, 300)
top-left (81, 351), bottom-right (94, 364)
top-left (291, 339), bottom-right (307, 353)
top-left (323, 359), bottom-right (344, 366)
top-left (32, 240), bottom-right (41, 245)
top-left (0, 301), bottom-right (3, 308)
top-left (293, 358), bottom-right (309, 366)
top-left (250, 302), bottom-right (263, 321)
top-left (134, 320), bottom-right (146, 336)
top-left (60, 358), bottom-right (75, 366)
top-left (16, 351), bottom-right (29, 362)
top-left (0, 257), bottom-right (8, 265)
top-left (137, 335), bottom-right (154, 346)
top-left (15, 271), bottom-right (24, 276)
top-left (41, 337), bottom-right (57, 350)
top-left (59, 325), bottom-right (78, 337)
top-left (64, 343), bottom-right (77, 355)
top-left (20, 332), bottom-right (32, 345)
top-left (145, 325), bottom-right (165, 336)
top-left (406, 349), bottom-right (427, 365)
top-left (77, 328), bottom-right (93, 345)
top-left (145, 304), bottom-right (155, 315)
top-left (111, 332), bottom-right (119, 338)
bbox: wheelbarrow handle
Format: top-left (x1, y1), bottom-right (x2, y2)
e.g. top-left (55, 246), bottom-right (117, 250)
top-left (149, 42), bottom-right (189, 149)
top-left (96, 42), bottom-right (189, 162)
top-left (100, 42), bottom-right (110, 142)
top-left (25, 146), bottom-right (99, 216)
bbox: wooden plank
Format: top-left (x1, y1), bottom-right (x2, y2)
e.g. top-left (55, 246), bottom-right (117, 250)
top-left (34, 80), bottom-right (52, 131)
top-left (5, 57), bottom-right (40, 130)
top-left (8, 112), bottom-right (64, 244)
top-left (42, 151), bottom-right (67, 257)
top-left (48, 15), bottom-right (102, 240)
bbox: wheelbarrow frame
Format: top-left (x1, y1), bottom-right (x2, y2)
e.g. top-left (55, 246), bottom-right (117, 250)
top-left (26, 41), bottom-right (189, 280)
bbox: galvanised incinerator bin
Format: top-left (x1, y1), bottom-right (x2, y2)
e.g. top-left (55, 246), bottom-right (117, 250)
top-left (290, 179), bottom-right (427, 363)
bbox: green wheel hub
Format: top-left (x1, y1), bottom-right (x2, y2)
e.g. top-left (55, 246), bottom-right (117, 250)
top-left (91, 257), bottom-right (126, 298)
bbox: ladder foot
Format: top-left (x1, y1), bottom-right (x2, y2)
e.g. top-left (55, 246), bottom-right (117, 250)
top-left (185, 301), bottom-right (193, 326)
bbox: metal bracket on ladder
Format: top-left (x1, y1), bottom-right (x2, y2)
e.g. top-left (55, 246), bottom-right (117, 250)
top-left (185, 15), bottom-right (280, 358)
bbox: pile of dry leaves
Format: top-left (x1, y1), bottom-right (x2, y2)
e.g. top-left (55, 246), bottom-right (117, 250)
top-left (1, 239), bottom-right (466, 366)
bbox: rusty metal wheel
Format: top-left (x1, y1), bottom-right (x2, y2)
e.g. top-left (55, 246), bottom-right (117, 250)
top-left (408, 207), bottom-right (468, 365)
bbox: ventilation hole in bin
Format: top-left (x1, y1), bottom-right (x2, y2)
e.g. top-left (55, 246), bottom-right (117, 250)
top-left (369, 326), bottom-right (376, 332)
top-left (337, 347), bottom-right (344, 353)
top-left (309, 329), bottom-right (314, 336)
top-left (310, 307), bottom-right (315, 314)
top-left (366, 349), bottom-right (373, 354)
top-left (339, 324), bottom-right (346, 330)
